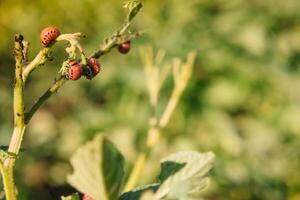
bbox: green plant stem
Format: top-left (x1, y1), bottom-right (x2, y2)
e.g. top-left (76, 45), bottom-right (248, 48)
top-left (22, 48), bottom-right (50, 83)
top-left (0, 163), bottom-right (15, 200)
top-left (124, 90), bottom-right (180, 192)
top-left (1, 167), bottom-right (16, 200)
top-left (124, 68), bottom-right (186, 192)
top-left (25, 76), bottom-right (66, 124)
top-left (123, 152), bottom-right (147, 192)
top-left (124, 92), bottom-right (181, 191)
top-left (91, 29), bottom-right (143, 59)
top-left (91, 25), bottom-right (129, 58)
top-left (123, 126), bottom-right (160, 192)
top-left (159, 89), bottom-right (180, 128)
top-left (1, 34), bottom-right (26, 200)
top-left (7, 35), bottom-right (25, 162)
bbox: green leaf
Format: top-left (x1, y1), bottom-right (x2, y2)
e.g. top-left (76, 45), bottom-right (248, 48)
top-left (157, 161), bottom-right (186, 183)
top-left (119, 183), bottom-right (160, 200)
top-left (124, 1), bottom-right (143, 22)
top-left (154, 151), bottom-right (215, 200)
top-left (67, 134), bottom-right (125, 200)
top-left (60, 193), bottom-right (80, 200)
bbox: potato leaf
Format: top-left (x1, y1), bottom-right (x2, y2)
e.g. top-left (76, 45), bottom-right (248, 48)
top-left (154, 151), bottom-right (215, 200)
top-left (67, 135), bottom-right (125, 200)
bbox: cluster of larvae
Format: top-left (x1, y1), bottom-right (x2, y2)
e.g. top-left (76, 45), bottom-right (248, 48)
top-left (40, 26), bottom-right (132, 80)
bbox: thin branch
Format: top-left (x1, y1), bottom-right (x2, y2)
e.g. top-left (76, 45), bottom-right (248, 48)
top-left (159, 51), bottom-right (196, 127)
top-left (24, 76), bottom-right (66, 124)
top-left (159, 89), bottom-right (181, 128)
top-left (121, 31), bottom-right (144, 44)
top-left (90, 23), bottom-right (129, 59)
top-left (91, 30), bottom-right (144, 59)
top-left (22, 48), bottom-right (50, 82)
top-left (123, 153), bottom-right (147, 192)
top-left (90, 1), bottom-right (144, 59)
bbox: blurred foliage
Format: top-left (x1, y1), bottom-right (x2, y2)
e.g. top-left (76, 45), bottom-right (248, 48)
top-left (1, 0), bottom-right (300, 199)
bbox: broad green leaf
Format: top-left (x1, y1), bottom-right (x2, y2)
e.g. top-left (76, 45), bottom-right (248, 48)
top-left (60, 193), bottom-right (80, 200)
top-left (119, 183), bottom-right (160, 200)
top-left (154, 151), bottom-right (215, 200)
top-left (67, 134), bottom-right (125, 200)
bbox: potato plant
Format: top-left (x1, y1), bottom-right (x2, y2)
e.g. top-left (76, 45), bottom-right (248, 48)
top-left (0, 1), bottom-right (214, 200)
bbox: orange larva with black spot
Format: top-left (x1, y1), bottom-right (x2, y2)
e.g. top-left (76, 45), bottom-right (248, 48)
top-left (88, 58), bottom-right (101, 76)
top-left (40, 26), bottom-right (60, 47)
top-left (67, 60), bottom-right (83, 80)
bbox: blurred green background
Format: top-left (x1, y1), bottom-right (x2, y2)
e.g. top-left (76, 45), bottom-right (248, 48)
top-left (1, 0), bottom-right (300, 199)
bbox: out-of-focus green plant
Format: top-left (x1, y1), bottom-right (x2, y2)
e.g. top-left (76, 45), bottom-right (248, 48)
top-left (1, 0), bottom-right (300, 199)
top-left (124, 47), bottom-right (198, 191)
